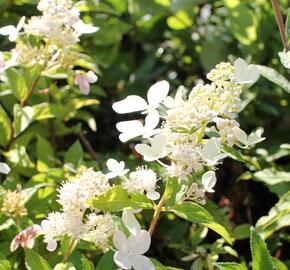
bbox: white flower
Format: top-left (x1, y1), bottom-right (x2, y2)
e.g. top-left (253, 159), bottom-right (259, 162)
top-left (199, 137), bottom-right (228, 166)
top-left (0, 16), bottom-right (25, 42)
top-left (135, 133), bottom-right (168, 162)
top-left (116, 110), bottom-right (160, 142)
top-left (83, 213), bottom-right (115, 251)
top-left (278, 51), bottom-right (290, 69)
top-left (201, 171), bottom-right (217, 193)
top-left (58, 168), bottom-right (110, 212)
top-left (73, 20), bottom-right (99, 34)
top-left (106, 159), bottom-right (129, 179)
top-left (112, 80), bottom-right (169, 115)
top-left (113, 210), bottom-right (154, 270)
top-left (0, 52), bottom-right (18, 73)
top-left (41, 212), bottom-right (66, 251)
top-left (234, 58), bottom-right (260, 85)
top-left (121, 210), bottom-right (141, 235)
top-left (233, 127), bottom-right (265, 148)
top-left (0, 162), bottom-right (10, 174)
top-left (75, 71), bottom-right (98, 95)
top-left (113, 230), bottom-right (154, 270)
top-left (124, 168), bottom-right (160, 200)
top-left (10, 225), bottom-right (42, 252)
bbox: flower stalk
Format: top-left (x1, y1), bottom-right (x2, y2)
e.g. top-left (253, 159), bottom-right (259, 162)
top-left (271, 0), bottom-right (289, 51)
top-left (148, 193), bottom-right (166, 236)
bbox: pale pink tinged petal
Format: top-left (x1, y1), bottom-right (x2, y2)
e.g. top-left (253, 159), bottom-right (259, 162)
top-left (10, 235), bottom-right (21, 252)
top-left (114, 251), bottom-right (132, 269)
top-left (128, 230), bottom-right (151, 255)
top-left (46, 239), bottom-right (57, 252)
top-left (122, 210), bottom-right (141, 235)
top-left (131, 255), bottom-right (155, 270)
top-left (113, 230), bottom-right (128, 252)
top-left (22, 238), bottom-right (34, 249)
top-left (80, 79), bottom-right (90, 95)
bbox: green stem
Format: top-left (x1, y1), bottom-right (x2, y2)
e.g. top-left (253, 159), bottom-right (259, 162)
top-left (148, 194), bottom-right (165, 236)
top-left (63, 239), bottom-right (76, 263)
top-left (196, 122), bottom-right (207, 144)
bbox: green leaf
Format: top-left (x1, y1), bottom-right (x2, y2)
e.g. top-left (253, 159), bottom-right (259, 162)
top-left (223, 145), bottom-right (246, 163)
top-left (167, 10), bottom-right (192, 30)
top-left (253, 168), bottom-right (290, 185)
top-left (255, 191), bottom-right (290, 239)
top-left (13, 105), bottom-right (34, 136)
top-left (0, 105), bottom-right (11, 147)
top-left (152, 258), bottom-right (183, 269)
top-left (89, 185), bottom-right (153, 212)
top-left (68, 98), bottom-right (100, 110)
top-left (53, 263), bottom-right (76, 270)
top-left (171, 202), bottom-right (233, 244)
top-left (250, 227), bottom-right (273, 270)
top-left (6, 68), bottom-right (29, 102)
top-left (0, 259), bottom-right (11, 270)
top-left (64, 141), bottom-right (83, 165)
top-left (164, 178), bottom-right (187, 207)
top-left (255, 65), bottom-right (290, 94)
top-left (25, 249), bottom-right (52, 270)
top-left (215, 262), bottom-right (247, 270)
top-left (232, 224), bottom-right (251, 240)
top-left (272, 258), bottom-right (288, 270)
top-left (33, 103), bottom-right (72, 121)
top-left (95, 251), bottom-right (117, 270)
top-left (223, 0), bottom-right (258, 45)
top-left (36, 136), bottom-right (55, 172)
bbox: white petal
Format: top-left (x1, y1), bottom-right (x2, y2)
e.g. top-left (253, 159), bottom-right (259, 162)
top-left (234, 58), bottom-right (248, 83)
top-left (128, 230), bottom-right (151, 255)
top-left (147, 80), bottom-right (170, 108)
top-left (114, 251), bottom-right (133, 269)
top-left (46, 239), bottom-right (57, 251)
top-left (202, 171), bottom-right (217, 192)
top-left (233, 127), bottom-right (248, 146)
top-left (113, 95), bottom-right (148, 114)
top-left (0, 162), bottom-right (10, 174)
top-left (113, 230), bottom-right (128, 252)
top-left (144, 110), bottom-right (159, 132)
top-left (86, 71), bottom-right (98, 83)
top-left (146, 191), bottom-right (160, 200)
top-left (106, 158), bottom-right (120, 171)
top-left (122, 210), bottom-right (141, 235)
top-left (16, 16), bottom-right (25, 31)
top-left (73, 20), bottom-right (99, 34)
top-left (248, 131), bottom-right (265, 146)
top-left (131, 255), bottom-right (155, 270)
top-left (117, 120), bottom-right (144, 142)
top-left (106, 171), bottom-right (119, 179)
top-left (0, 25), bottom-right (15, 36)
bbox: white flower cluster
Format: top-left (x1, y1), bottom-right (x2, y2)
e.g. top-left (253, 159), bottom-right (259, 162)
top-left (113, 58), bottom-right (264, 203)
top-left (0, 0), bottom-right (99, 94)
top-left (25, 0), bottom-right (98, 47)
top-left (106, 159), bottom-right (160, 200)
top-left (41, 168), bottom-right (115, 252)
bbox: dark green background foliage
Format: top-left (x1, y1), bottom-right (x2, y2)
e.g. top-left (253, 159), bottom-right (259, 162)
top-left (0, 0), bottom-right (290, 269)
